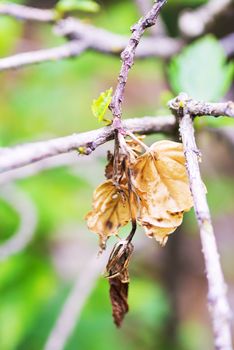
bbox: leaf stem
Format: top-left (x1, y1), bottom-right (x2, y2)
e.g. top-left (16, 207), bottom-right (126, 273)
top-left (126, 130), bottom-right (150, 152)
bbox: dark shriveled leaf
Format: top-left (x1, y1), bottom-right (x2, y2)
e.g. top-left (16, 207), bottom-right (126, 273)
top-left (106, 240), bottom-right (133, 326)
top-left (109, 277), bottom-right (129, 327)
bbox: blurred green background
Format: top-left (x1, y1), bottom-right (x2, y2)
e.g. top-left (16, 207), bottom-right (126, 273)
top-left (0, 0), bottom-right (233, 349)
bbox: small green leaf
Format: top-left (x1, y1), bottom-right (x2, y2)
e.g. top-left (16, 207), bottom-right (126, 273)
top-left (92, 88), bottom-right (113, 122)
top-left (56, 0), bottom-right (100, 15)
top-left (168, 35), bottom-right (234, 101)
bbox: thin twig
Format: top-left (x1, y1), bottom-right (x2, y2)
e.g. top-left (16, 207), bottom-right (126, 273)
top-left (168, 96), bottom-right (234, 118)
top-left (0, 3), bottom-right (54, 22)
top-left (126, 130), bottom-right (150, 152)
top-left (0, 184), bottom-right (37, 261)
top-left (179, 0), bottom-right (233, 38)
top-left (134, 0), bottom-right (167, 36)
top-left (170, 93), bottom-right (233, 350)
top-left (55, 18), bottom-right (179, 59)
top-left (109, 0), bottom-right (167, 129)
top-left (0, 115), bottom-right (176, 173)
top-left (0, 41), bottom-right (88, 72)
top-left (186, 99), bottom-right (234, 118)
top-left (0, 35), bottom-right (181, 72)
top-left (0, 3), bottom-right (182, 72)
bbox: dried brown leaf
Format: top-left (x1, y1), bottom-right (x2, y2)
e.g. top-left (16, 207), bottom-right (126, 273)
top-left (85, 180), bottom-right (131, 249)
top-left (141, 222), bottom-right (181, 246)
top-left (139, 209), bottom-right (184, 245)
top-left (132, 140), bottom-right (193, 212)
top-left (132, 140), bottom-right (193, 244)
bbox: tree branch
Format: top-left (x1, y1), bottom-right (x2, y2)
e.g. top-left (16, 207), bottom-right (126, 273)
top-left (0, 41), bottom-right (88, 72)
top-left (170, 93), bottom-right (233, 350)
top-left (0, 96), bottom-right (233, 174)
top-left (182, 98), bottom-right (234, 118)
top-left (0, 184), bottom-right (37, 261)
top-left (0, 116), bottom-right (176, 173)
top-left (134, 0), bottom-right (167, 36)
top-left (55, 17), bottom-right (179, 59)
top-left (0, 2), bottom-right (54, 22)
top-left (109, 0), bottom-right (167, 128)
top-left (0, 2), bottom-right (181, 72)
top-left (179, 0), bottom-right (233, 38)
top-left (0, 2), bottom-right (233, 73)
top-left (0, 36), bottom-right (180, 73)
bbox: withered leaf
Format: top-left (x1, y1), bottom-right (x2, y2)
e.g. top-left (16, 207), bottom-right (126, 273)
top-left (132, 140), bottom-right (193, 244)
top-left (104, 150), bottom-right (127, 182)
top-left (149, 140), bottom-right (193, 212)
top-left (85, 180), bottom-right (131, 249)
top-left (109, 277), bottom-right (129, 327)
top-left (106, 240), bottom-right (133, 327)
top-left (105, 151), bottom-right (114, 180)
top-left (87, 139), bottom-right (193, 248)
top-left (132, 140), bottom-right (193, 212)
top-left (139, 210), bottom-right (184, 246)
top-left (141, 222), bottom-right (181, 246)
top-left (105, 240), bottom-right (133, 282)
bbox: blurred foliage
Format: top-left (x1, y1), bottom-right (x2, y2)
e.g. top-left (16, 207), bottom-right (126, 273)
top-left (0, 199), bottom-right (19, 241)
top-left (0, 17), bottom-right (22, 56)
top-left (55, 0), bottom-right (100, 16)
top-left (0, 0), bottom-right (233, 350)
top-left (168, 35), bottom-right (234, 101)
